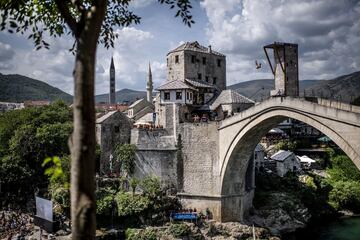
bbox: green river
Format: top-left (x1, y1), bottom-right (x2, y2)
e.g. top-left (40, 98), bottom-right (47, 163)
top-left (287, 217), bottom-right (360, 240)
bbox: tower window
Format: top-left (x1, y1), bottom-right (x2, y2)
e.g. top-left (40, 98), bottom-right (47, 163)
top-left (114, 126), bottom-right (120, 133)
top-left (175, 55), bottom-right (179, 63)
top-left (191, 55), bottom-right (195, 63)
top-left (164, 92), bottom-right (170, 100)
top-left (198, 73), bottom-right (202, 80)
top-left (217, 59), bottom-right (221, 67)
top-left (202, 57), bottom-right (206, 65)
top-left (205, 76), bottom-right (209, 82)
top-left (176, 91), bottom-right (182, 100)
top-left (187, 92), bottom-right (189, 100)
top-left (213, 77), bottom-right (217, 84)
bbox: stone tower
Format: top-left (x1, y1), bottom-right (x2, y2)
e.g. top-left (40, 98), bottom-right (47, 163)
top-left (146, 62), bottom-right (153, 102)
top-left (264, 42), bottom-right (299, 97)
top-left (109, 57), bottom-right (116, 104)
top-left (166, 41), bottom-right (226, 90)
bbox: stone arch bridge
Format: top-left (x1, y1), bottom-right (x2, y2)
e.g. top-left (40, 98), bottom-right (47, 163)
top-left (179, 97), bottom-right (360, 222)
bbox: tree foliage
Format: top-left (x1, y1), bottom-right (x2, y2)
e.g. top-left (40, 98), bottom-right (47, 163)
top-left (114, 143), bottom-right (137, 176)
top-left (275, 139), bottom-right (298, 152)
top-left (0, 101), bottom-right (72, 193)
top-left (329, 180), bottom-right (360, 212)
top-left (0, 0), bottom-right (194, 50)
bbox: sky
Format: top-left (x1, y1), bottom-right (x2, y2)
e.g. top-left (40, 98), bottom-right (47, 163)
top-left (0, 0), bottom-right (359, 95)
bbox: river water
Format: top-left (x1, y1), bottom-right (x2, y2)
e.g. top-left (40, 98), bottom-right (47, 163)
top-left (287, 216), bottom-right (360, 240)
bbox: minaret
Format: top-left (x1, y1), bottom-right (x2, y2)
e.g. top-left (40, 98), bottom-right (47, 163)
top-left (146, 62), bottom-right (153, 102)
top-left (109, 57), bottom-right (116, 104)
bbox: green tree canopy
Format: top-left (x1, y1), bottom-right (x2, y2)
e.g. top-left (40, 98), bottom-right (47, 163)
top-left (114, 143), bottom-right (136, 176)
top-left (0, 101), bottom-right (72, 192)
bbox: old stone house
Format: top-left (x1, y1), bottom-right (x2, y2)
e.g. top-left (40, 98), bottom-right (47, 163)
top-left (96, 111), bottom-right (131, 175)
top-left (210, 89), bottom-right (255, 120)
top-left (270, 150), bottom-right (301, 177)
top-left (127, 98), bottom-right (154, 121)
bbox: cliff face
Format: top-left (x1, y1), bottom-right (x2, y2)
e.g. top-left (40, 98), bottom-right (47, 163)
top-left (249, 192), bottom-right (311, 235)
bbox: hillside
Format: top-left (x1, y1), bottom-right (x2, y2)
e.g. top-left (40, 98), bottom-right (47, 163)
top-left (0, 73), bottom-right (73, 103)
top-left (95, 88), bottom-right (147, 103)
top-left (303, 71), bottom-right (360, 102)
top-left (228, 71), bottom-right (360, 102)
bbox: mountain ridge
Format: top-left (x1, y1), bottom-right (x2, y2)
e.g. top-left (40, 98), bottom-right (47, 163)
top-left (0, 73), bottom-right (73, 103)
top-left (1, 71), bottom-right (359, 104)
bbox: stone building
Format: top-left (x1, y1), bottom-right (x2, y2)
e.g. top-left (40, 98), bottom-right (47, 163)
top-left (166, 41), bottom-right (226, 90)
top-left (0, 102), bottom-right (24, 112)
top-left (96, 111), bottom-right (131, 174)
top-left (264, 42), bottom-right (299, 97)
top-left (210, 89), bottom-right (255, 120)
top-left (131, 128), bottom-right (178, 187)
top-left (127, 98), bottom-right (154, 121)
top-left (155, 42), bottom-right (229, 127)
top-left (270, 150), bottom-right (301, 177)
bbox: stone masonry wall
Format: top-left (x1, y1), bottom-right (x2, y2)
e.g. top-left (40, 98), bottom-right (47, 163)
top-left (131, 128), bottom-right (178, 187)
top-left (179, 122), bottom-right (220, 195)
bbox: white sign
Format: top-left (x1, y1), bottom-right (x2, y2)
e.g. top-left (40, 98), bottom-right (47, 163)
top-left (35, 197), bottom-right (53, 222)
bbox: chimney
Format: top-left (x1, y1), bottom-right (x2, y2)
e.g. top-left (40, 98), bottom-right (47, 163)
top-left (208, 45), bottom-right (212, 53)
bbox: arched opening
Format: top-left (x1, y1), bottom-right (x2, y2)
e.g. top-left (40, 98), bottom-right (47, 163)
top-left (219, 108), bottom-right (360, 222)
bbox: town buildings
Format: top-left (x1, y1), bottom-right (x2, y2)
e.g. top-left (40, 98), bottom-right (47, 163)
top-left (95, 41), bottom-right (306, 188)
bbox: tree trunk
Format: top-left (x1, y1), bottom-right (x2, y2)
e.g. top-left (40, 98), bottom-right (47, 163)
top-left (70, 3), bottom-right (106, 239)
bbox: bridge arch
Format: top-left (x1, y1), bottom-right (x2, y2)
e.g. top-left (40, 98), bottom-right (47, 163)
top-left (218, 97), bottom-right (360, 222)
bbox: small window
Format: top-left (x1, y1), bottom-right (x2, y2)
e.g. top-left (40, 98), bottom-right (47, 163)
top-left (286, 77), bottom-right (289, 82)
top-left (176, 91), bottom-right (182, 100)
top-left (205, 76), bottom-right (209, 82)
top-left (191, 55), bottom-right (195, 63)
top-left (213, 77), bottom-right (217, 84)
top-left (114, 126), bottom-right (120, 133)
top-left (186, 92), bottom-right (189, 100)
top-left (189, 92), bottom-right (193, 100)
top-left (175, 55), bottom-right (179, 63)
top-left (198, 73), bottom-right (202, 80)
top-left (217, 59), bottom-right (221, 67)
top-left (202, 57), bottom-right (206, 65)
top-left (164, 92), bottom-right (170, 100)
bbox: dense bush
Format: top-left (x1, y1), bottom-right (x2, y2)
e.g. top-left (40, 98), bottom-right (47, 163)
top-left (167, 223), bottom-right (192, 237)
top-left (115, 191), bottom-right (150, 217)
top-left (0, 101), bottom-right (72, 195)
top-left (96, 187), bottom-right (117, 216)
top-left (329, 181), bottom-right (360, 212)
top-left (125, 228), bottom-right (158, 240)
top-left (327, 155), bottom-right (360, 182)
top-left (114, 144), bottom-right (136, 175)
top-left (275, 140), bottom-right (298, 152)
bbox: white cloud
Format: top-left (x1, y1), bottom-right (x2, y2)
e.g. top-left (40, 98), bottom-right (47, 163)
top-left (201, 0), bottom-right (360, 82)
top-left (95, 27), bottom-right (157, 94)
top-left (0, 42), bottom-right (15, 70)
